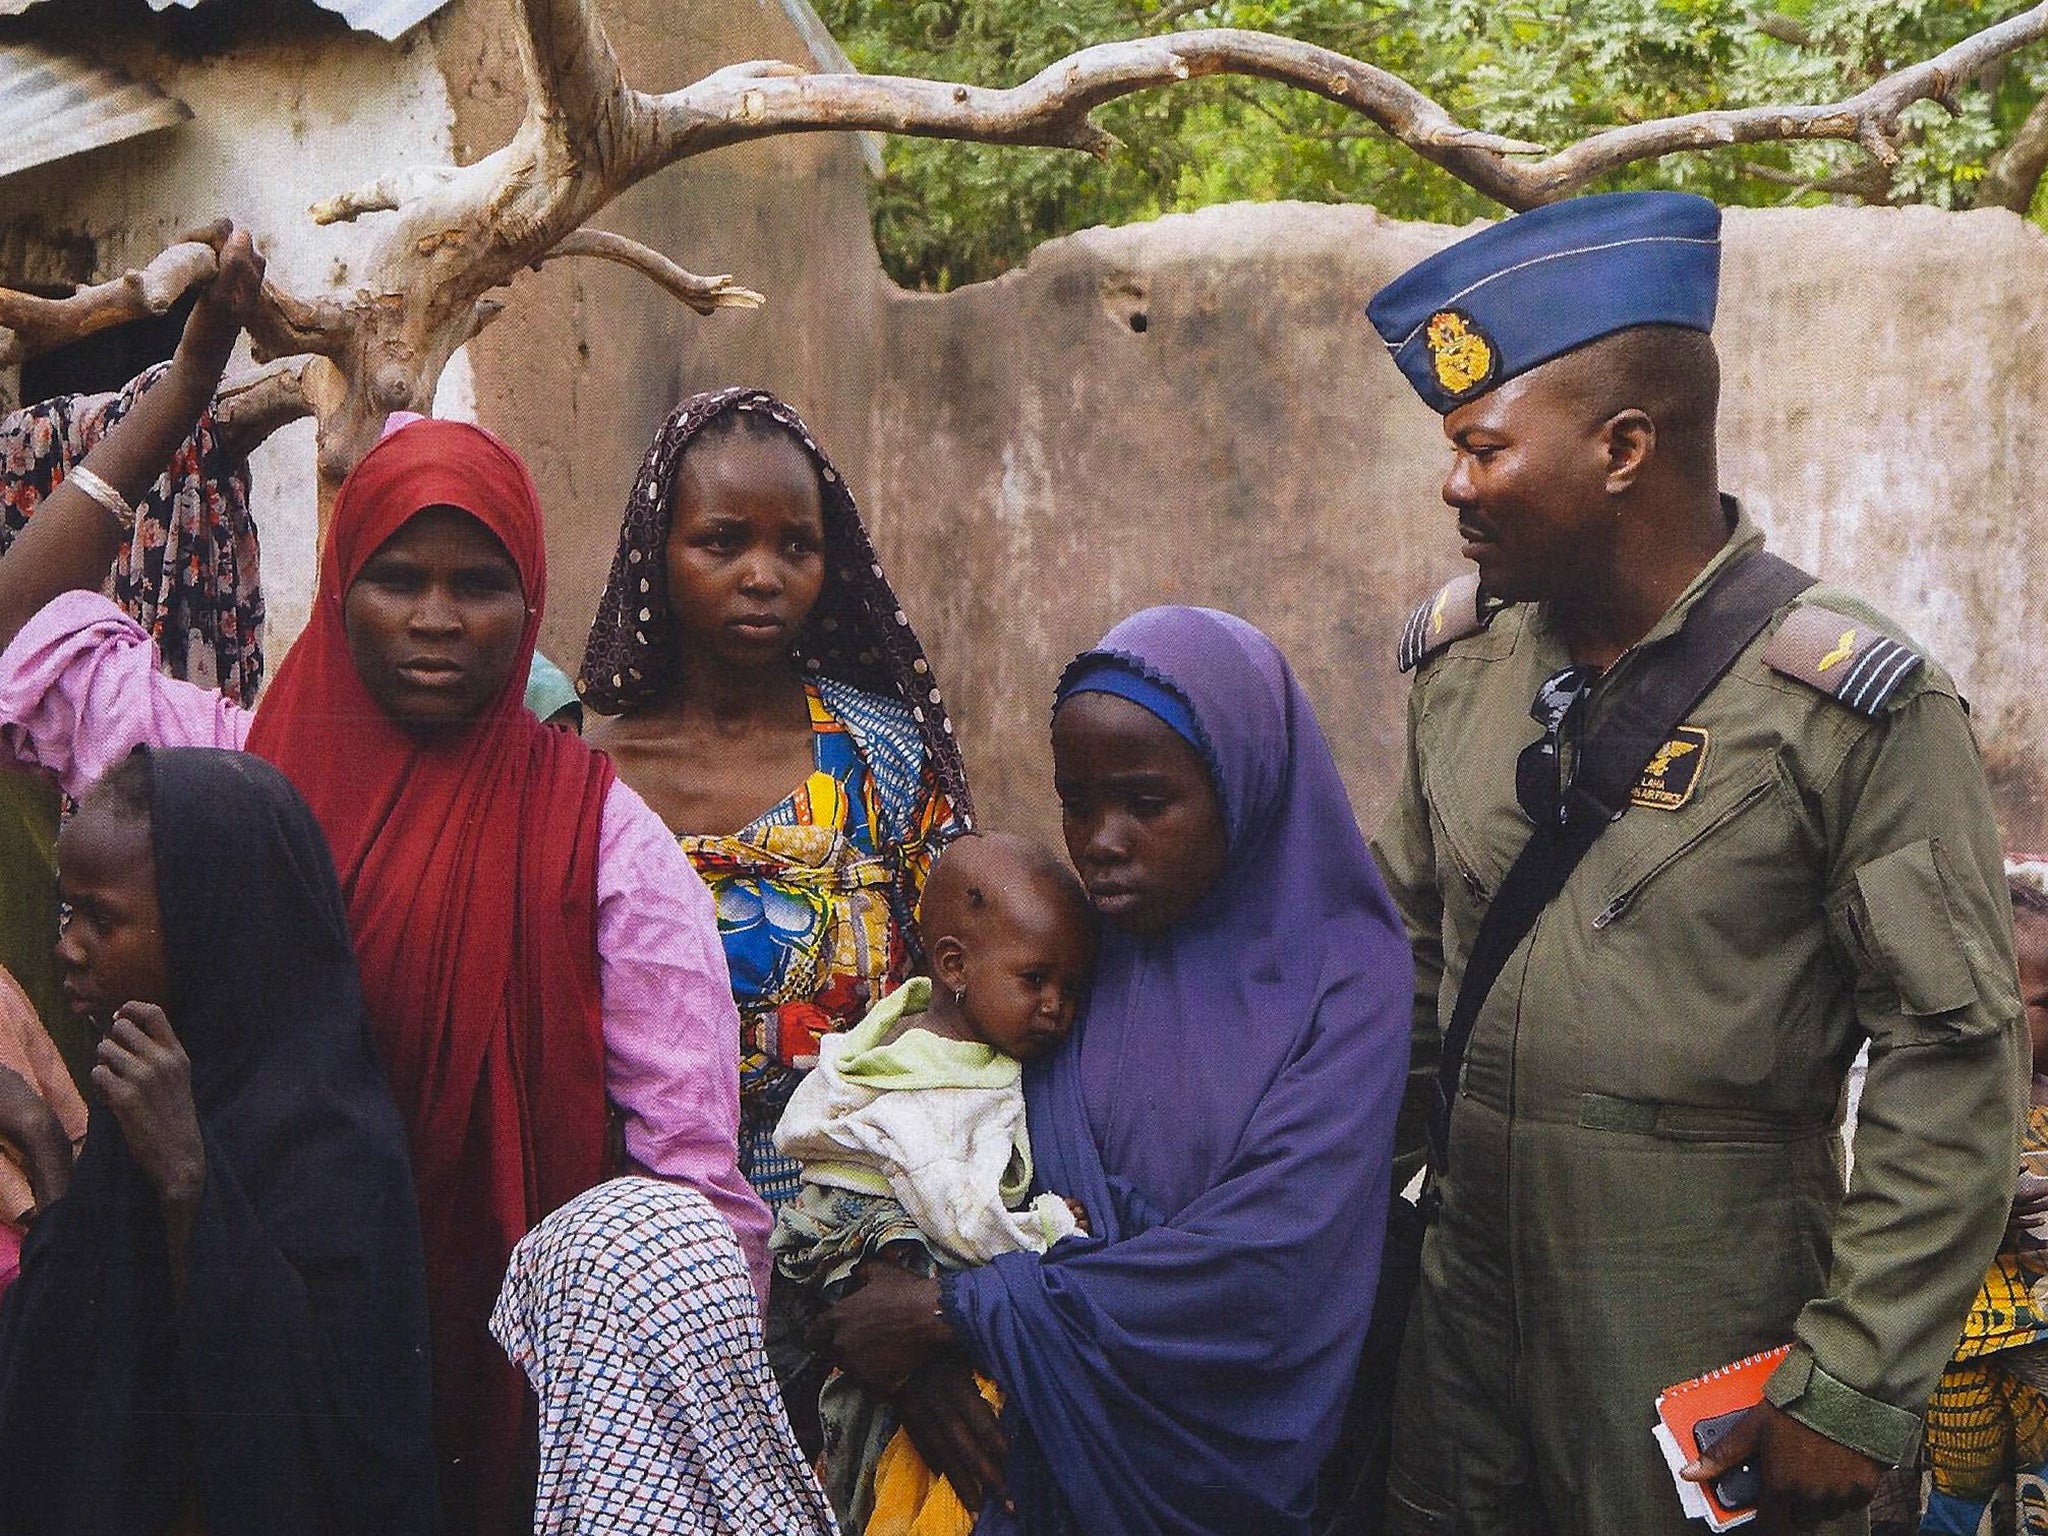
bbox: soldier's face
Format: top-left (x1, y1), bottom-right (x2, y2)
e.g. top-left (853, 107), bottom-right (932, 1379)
top-left (1440, 367), bottom-right (1616, 604)
top-left (1052, 692), bottom-right (1229, 937)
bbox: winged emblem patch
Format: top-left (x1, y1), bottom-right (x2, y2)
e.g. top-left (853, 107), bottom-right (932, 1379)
top-left (1632, 725), bottom-right (1710, 811)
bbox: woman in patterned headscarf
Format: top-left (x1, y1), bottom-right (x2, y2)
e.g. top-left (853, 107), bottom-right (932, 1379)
top-left (579, 389), bottom-right (970, 1438)
top-left (581, 389), bottom-right (970, 1208)
top-left (493, 1178), bottom-right (837, 1536)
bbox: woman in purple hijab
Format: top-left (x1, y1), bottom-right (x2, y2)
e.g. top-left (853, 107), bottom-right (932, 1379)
top-left (810, 606), bottom-right (1412, 1535)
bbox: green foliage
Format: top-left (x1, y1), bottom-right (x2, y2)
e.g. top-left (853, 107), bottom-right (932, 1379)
top-left (816, 0), bottom-right (2048, 290)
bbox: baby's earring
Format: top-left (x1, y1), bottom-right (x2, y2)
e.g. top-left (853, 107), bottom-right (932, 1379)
top-left (954, 987), bottom-right (966, 1007)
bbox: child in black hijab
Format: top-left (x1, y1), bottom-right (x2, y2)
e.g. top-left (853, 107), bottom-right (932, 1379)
top-left (0, 746), bottom-right (440, 1536)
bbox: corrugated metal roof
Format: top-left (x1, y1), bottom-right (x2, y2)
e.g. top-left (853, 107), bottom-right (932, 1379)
top-left (0, 41), bottom-right (191, 182)
top-left (143, 0), bottom-right (455, 42)
top-left (314, 0), bottom-right (454, 40)
top-left (0, 0), bottom-right (453, 41)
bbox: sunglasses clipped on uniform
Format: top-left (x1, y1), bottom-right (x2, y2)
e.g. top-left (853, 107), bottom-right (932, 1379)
top-left (1515, 664), bottom-right (1599, 829)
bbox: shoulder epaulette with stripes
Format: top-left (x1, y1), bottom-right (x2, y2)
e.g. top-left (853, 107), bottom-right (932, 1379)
top-left (1762, 605), bottom-right (1924, 715)
top-left (1398, 572), bottom-right (1493, 673)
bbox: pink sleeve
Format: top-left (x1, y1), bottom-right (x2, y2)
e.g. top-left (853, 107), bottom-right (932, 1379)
top-left (595, 778), bottom-right (772, 1305)
top-left (0, 592), bottom-right (250, 797)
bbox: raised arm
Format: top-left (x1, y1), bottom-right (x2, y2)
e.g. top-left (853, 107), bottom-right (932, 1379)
top-left (0, 226), bottom-right (264, 656)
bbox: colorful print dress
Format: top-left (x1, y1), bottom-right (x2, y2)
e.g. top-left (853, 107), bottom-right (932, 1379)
top-left (1921, 1085), bottom-right (2048, 1535)
top-left (579, 387), bottom-right (974, 1223)
top-left (683, 679), bottom-right (964, 1210)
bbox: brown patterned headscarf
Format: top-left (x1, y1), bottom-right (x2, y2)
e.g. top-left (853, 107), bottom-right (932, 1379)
top-left (577, 387), bottom-right (971, 817)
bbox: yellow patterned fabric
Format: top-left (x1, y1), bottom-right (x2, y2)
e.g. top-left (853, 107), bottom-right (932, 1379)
top-left (683, 681), bottom-right (965, 1210)
top-left (867, 1376), bottom-right (1002, 1536)
top-left (1924, 1355), bottom-right (2048, 1499)
top-left (1956, 1100), bottom-right (2048, 1362)
top-left (1921, 1098), bottom-right (2048, 1530)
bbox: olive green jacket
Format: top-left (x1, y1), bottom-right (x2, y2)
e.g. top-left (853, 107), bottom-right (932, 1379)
top-left (1374, 508), bottom-right (2027, 1466)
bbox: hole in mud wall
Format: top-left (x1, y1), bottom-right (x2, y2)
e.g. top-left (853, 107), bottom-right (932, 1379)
top-left (20, 292), bottom-right (194, 405)
top-left (1099, 272), bottom-right (1150, 336)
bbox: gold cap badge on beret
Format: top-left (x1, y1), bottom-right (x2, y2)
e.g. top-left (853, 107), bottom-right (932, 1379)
top-left (1425, 309), bottom-right (1497, 399)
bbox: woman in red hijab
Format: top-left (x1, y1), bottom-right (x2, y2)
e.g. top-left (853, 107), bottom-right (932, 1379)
top-left (0, 233), bottom-right (770, 1535)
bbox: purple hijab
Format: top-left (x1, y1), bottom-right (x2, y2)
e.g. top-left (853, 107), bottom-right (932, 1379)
top-left (943, 607), bottom-right (1412, 1536)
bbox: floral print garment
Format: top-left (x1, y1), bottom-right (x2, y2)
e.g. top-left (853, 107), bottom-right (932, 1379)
top-left (0, 362), bottom-right (263, 704)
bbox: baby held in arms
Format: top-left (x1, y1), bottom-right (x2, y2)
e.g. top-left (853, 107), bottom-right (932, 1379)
top-left (771, 832), bottom-right (1096, 1528)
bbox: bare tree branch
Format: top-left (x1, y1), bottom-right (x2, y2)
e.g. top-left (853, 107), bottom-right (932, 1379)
top-left (537, 230), bottom-right (766, 313)
top-left (1514, 2), bottom-right (2048, 203)
top-left (1148, 0), bottom-right (1212, 31)
top-left (1977, 88), bottom-right (2048, 212)
top-left (310, 166), bottom-right (466, 226)
top-left (1754, 12), bottom-right (1813, 48)
top-left (1738, 158), bottom-right (1896, 201)
top-left (616, 9), bottom-right (2048, 210)
top-left (466, 298), bottom-right (509, 342)
top-left (246, 279), bottom-right (354, 364)
top-left (211, 356), bottom-right (344, 459)
top-left (628, 32), bottom-right (1546, 202)
top-left (512, 0), bottom-right (633, 168)
top-left (0, 242), bottom-right (217, 366)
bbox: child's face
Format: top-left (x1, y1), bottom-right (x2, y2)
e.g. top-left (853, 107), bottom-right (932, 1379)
top-left (55, 792), bottom-right (170, 1037)
top-left (2017, 911), bottom-right (2048, 1072)
top-left (1052, 692), bottom-right (1228, 937)
top-left (958, 886), bottom-right (1096, 1062)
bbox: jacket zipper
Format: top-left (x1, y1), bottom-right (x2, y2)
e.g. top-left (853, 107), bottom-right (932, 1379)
top-left (1591, 779), bottom-right (1774, 930)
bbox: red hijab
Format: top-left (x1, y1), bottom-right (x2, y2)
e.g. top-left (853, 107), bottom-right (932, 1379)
top-left (244, 418), bottom-right (614, 1535)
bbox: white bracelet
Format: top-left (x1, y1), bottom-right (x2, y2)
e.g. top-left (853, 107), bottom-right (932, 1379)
top-left (65, 465), bottom-right (136, 532)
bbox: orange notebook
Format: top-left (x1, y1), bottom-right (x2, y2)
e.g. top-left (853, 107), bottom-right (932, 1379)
top-left (1650, 1344), bottom-right (1792, 1531)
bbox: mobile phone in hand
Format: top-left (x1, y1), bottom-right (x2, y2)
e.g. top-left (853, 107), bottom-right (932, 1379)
top-left (1693, 1408), bottom-right (1762, 1510)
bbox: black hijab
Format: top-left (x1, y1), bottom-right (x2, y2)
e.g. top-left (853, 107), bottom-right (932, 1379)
top-left (0, 747), bottom-right (440, 1536)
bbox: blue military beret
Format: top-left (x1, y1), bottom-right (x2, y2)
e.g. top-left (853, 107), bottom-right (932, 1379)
top-left (1365, 191), bottom-right (1722, 415)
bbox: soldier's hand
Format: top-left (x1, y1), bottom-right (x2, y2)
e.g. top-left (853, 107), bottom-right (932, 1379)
top-left (1683, 1400), bottom-right (1880, 1533)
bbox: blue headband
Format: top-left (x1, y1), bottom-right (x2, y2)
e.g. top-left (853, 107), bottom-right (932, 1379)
top-left (1056, 657), bottom-right (1203, 753)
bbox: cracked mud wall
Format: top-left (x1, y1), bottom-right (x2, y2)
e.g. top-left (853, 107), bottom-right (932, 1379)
top-left (11, 0), bottom-right (2044, 852)
top-left (851, 200), bottom-right (2048, 851)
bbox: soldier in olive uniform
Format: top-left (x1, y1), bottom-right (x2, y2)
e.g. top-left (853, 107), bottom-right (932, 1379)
top-left (1366, 193), bottom-right (2028, 1535)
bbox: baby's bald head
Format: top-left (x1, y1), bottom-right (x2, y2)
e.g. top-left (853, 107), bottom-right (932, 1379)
top-left (921, 832), bottom-right (1092, 953)
top-left (921, 833), bottom-right (1097, 1059)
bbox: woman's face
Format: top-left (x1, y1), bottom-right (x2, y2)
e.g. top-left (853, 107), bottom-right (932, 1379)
top-left (1052, 691), bottom-right (1229, 936)
top-left (344, 506), bottom-right (528, 736)
top-left (55, 790), bottom-right (169, 1036)
top-left (665, 429), bottom-right (827, 673)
